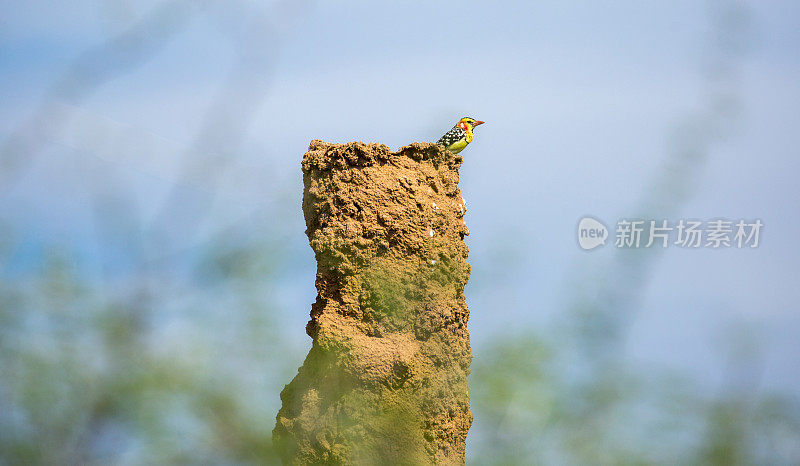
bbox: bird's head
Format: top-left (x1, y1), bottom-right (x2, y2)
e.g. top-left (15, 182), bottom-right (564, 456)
top-left (458, 117), bottom-right (484, 132)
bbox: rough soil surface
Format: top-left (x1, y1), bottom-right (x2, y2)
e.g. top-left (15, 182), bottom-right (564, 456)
top-left (273, 140), bottom-right (472, 465)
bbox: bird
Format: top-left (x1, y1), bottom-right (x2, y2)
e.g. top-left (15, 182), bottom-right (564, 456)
top-left (436, 116), bottom-right (485, 154)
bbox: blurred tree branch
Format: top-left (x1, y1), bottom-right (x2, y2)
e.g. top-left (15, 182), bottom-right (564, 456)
top-left (0, 0), bottom-right (204, 193)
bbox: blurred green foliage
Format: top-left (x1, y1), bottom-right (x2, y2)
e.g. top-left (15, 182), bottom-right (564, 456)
top-left (2, 219), bottom-right (798, 465)
top-left (469, 330), bottom-right (800, 465)
top-left (0, 231), bottom-right (297, 464)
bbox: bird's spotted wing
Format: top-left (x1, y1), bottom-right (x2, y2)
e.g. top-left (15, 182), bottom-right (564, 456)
top-left (436, 126), bottom-right (465, 147)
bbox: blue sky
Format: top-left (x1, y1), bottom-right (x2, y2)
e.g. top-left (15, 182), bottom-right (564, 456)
top-left (1, 0), bottom-right (799, 397)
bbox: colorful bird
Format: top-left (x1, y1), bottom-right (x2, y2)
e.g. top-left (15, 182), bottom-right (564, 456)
top-left (436, 117), bottom-right (485, 154)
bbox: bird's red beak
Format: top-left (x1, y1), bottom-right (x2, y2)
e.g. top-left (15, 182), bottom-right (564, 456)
top-left (473, 120), bottom-right (485, 126)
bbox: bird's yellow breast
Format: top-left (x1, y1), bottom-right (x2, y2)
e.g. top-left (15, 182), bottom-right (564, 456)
top-left (440, 123), bottom-right (475, 154)
top-left (447, 138), bottom-right (469, 154)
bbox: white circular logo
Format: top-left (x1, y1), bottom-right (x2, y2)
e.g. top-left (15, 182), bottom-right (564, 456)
top-left (577, 217), bottom-right (608, 250)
